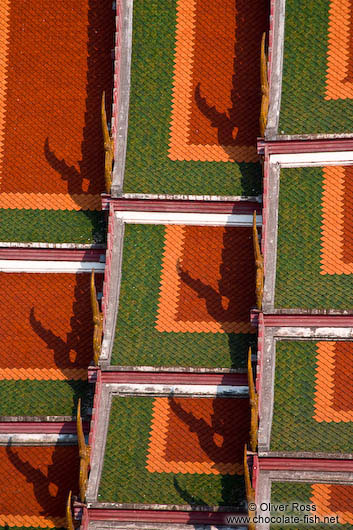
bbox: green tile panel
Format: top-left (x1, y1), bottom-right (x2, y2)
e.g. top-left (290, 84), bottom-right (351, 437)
top-left (0, 380), bottom-right (89, 417)
top-left (0, 209), bottom-right (106, 245)
top-left (112, 224), bottom-right (255, 369)
top-left (98, 396), bottom-right (246, 507)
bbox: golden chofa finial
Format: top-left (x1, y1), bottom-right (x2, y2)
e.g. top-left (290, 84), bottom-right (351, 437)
top-left (91, 269), bottom-right (103, 366)
top-left (253, 211), bottom-right (264, 310)
top-left (248, 347), bottom-right (259, 452)
top-left (259, 32), bottom-right (269, 137)
top-left (101, 91), bottom-right (114, 193)
top-left (66, 490), bottom-right (74, 530)
top-left (77, 398), bottom-right (91, 502)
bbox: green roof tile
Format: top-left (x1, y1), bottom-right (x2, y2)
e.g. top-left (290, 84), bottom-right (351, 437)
top-left (0, 380), bottom-right (89, 417)
top-left (112, 224), bottom-right (256, 369)
top-left (0, 209), bottom-right (106, 245)
top-left (98, 395), bottom-right (247, 508)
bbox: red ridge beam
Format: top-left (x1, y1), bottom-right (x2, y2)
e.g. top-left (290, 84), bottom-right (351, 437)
top-left (0, 248), bottom-right (106, 261)
top-left (102, 196), bottom-right (262, 214)
top-left (91, 371), bottom-right (248, 386)
top-left (259, 458), bottom-right (353, 472)
top-left (87, 509), bottom-right (247, 524)
top-left (0, 421), bottom-right (89, 434)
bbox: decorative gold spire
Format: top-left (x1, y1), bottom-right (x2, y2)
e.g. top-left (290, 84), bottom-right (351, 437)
top-left (66, 490), bottom-right (74, 530)
top-left (91, 269), bottom-right (103, 366)
top-left (244, 444), bottom-right (256, 530)
top-left (248, 347), bottom-right (259, 452)
top-left (253, 211), bottom-right (264, 310)
top-left (101, 91), bottom-right (114, 193)
top-left (259, 32), bottom-right (269, 137)
top-left (77, 398), bottom-right (91, 502)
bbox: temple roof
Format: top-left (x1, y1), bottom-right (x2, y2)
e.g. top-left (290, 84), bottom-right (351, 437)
top-left (266, 0), bottom-right (353, 139)
top-left (270, 339), bottom-right (353, 455)
top-left (98, 395), bottom-right (249, 507)
top-left (111, 0), bottom-right (267, 197)
top-left (0, 0), bottom-right (114, 245)
top-left (0, 271), bottom-right (102, 417)
top-left (0, 444), bottom-right (79, 527)
top-left (263, 164), bottom-right (353, 313)
top-left (106, 222), bottom-right (256, 369)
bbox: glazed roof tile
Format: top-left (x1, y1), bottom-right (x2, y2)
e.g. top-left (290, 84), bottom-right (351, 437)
top-left (270, 340), bottom-right (353, 454)
top-left (274, 166), bottom-right (353, 310)
top-left (112, 224), bottom-right (256, 369)
top-left (118, 0), bottom-right (267, 196)
top-left (273, 0), bottom-right (353, 137)
top-left (0, 445), bottom-right (78, 527)
top-left (98, 395), bottom-right (249, 508)
top-left (0, 272), bottom-right (102, 416)
top-left (270, 481), bottom-right (353, 529)
top-left (0, 0), bottom-right (114, 243)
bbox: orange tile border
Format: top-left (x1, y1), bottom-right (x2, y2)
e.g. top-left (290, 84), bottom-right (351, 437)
top-left (0, 515), bottom-right (65, 528)
top-left (155, 225), bottom-right (254, 333)
top-left (0, 368), bottom-right (87, 380)
top-left (0, 0), bottom-right (10, 187)
top-left (314, 342), bottom-right (353, 422)
top-left (168, 0), bottom-right (257, 163)
top-left (0, 192), bottom-right (101, 210)
top-left (320, 166), bottom-right (353, 274)
top-left (146, 398), bottom-right (243, 475)
top-left (325, 0), bottom-right (353, 100)
top-left (311, 484), bottom-right (353, 524)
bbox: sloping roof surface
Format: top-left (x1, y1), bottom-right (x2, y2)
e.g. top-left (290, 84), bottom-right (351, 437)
top-left (271, 481), bottom-right (353, 529)
top-left (0, 0), bottom-right (115, 243)
top-left (275, 166), bottom-right (353, 310)
top-left (98, 395), bottom-right (249, 507)
top-left (277, 0), bottom-right (353, 137)
top-left (271, 340), bottom-right (353, 454)
top-left (0, 445), bottom-right (78, 527)
top-left (0, 272), bottom-right (102, 415)
top-left (112, 224), bottom-right (256, 369)
top-left (121, 0), bottom-right (266, 196)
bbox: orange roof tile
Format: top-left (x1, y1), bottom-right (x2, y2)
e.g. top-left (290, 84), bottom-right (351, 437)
top-left (0, 272), bottom-right (103, 377)
top-left (146, 397), bottom-right (250, 475)
top-left (0, 0), bottom-right (114, 208)
top-left (0, 445), bottom-right (78, 526)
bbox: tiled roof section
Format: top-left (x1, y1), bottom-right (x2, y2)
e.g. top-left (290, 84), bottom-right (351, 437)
top-left (0, 445), bottom-right (78, 527)
top-left (321, 166), bottom-right (353, 273)
top-left (112, 224), bottom-right (256, 369)
top-left (270, 481), bottom-right (353, 529)
top-left (156, 225), bottom-right (256, 333)
top-left (0, 272), bottom-right (100, 416)
top-left (0, 0), bottom-right (114, 242)
top-left (146, 397), bottom-right (249, 474)
top-left (98, 396), bottom-right (247, 508)
top-left (270, 340), bottom-right (353, 454)
top-left (277, 0), bottom-right (353, 136)
top-left (0, 209), bottom-right (106, 245)
top-left (0, 379), bottom-right (89, 417)
top-left (314, 342), bottom-right (353, 422)
top-left (275, 166), bottom-right (353, 310)
top-left (0, 273), bottom-right (103, 375)
top-left (122, 0), bottom-right (266, 196)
